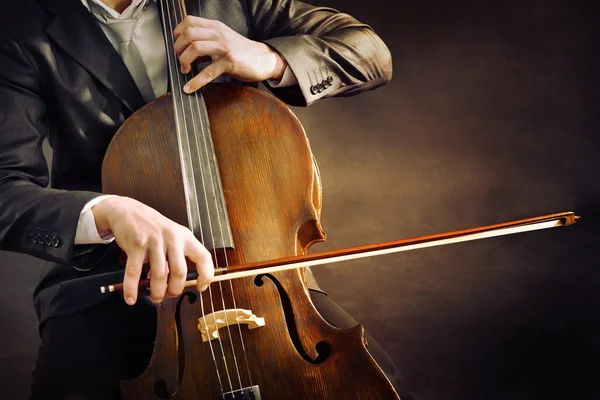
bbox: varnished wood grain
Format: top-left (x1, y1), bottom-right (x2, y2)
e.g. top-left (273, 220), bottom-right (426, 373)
top-left (102, 84), bottom-right (400, 399)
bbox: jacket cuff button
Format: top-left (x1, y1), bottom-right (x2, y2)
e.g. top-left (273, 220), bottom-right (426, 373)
top-left (30, 233), bottom-right (37, 244)
top-left (51, 237), bottom-right (61, 248)
top-left (36, 234), bottom-right (44, 244)
top-left (310, 85), bottom-right (318, 95)
top-left (327, 76), bottom-right (333, 82)
top-left (44, 235), bottom-right (52, 246)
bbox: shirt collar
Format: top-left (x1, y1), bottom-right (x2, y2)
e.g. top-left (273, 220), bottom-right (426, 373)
top-left (81, 0), bottom-right (152, 20)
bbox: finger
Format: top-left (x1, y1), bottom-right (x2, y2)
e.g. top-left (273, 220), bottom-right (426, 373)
top-left (148, 242), bottom-right (168, 303)
top-left (184, 239), bottom-right (214, 292)
top-left (173, 27), bottom-right (219, 56)
top-left (179, 41), bottom-right (224, 74)
top-left (123, 250), bottom-right (147, 306)
top-left (183, 59), bottom-right (229, 94)
top-left (174, 16), bottom-right (219, 38)
top-left (165, 243), bottom-right (187, 298)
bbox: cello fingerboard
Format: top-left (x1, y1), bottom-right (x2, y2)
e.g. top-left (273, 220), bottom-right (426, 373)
top-left (159, 0), bottom-right (235, 251)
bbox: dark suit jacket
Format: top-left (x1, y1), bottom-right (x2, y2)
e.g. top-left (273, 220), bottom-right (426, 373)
top-left (0, 0), bottom-right (392, 324)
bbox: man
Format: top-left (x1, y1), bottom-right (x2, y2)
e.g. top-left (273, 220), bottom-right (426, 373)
top-left (0, 0), bottom-right (407, 398)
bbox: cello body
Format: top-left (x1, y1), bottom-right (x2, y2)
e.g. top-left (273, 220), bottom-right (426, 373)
top-left (102, 84), bottom-right (400, 399)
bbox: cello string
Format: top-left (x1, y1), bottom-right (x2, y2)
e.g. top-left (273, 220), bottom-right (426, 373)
top-left (170, 0), bottom-right (243, 393)
top-left (168, 2), bottom-right (236, 396)
top-left (188, 85), bottom-right (246, 389)
top-left (191, 86), bottom-right (255, 385)
top-left (179, 3), bottom-right (253, 378)
top-left (173, 0), bottom-right (251, 390)
top-left (161, 1), bottom-right (228, 394)
top-left (174, 8), bottom-right (248, 390)
top-left (187, 66), bottom-right (253, 388)
top-left (168, 4), bottom-right (239, 396)
top-left (161, 0), bottom-right (225, 394)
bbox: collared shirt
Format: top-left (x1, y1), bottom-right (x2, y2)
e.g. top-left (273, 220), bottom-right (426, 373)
top-left (82, 0), bottom-right (168, 102)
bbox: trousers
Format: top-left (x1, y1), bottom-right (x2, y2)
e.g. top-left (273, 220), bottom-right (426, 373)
top-left (30, 289), bottom-right (412, 400)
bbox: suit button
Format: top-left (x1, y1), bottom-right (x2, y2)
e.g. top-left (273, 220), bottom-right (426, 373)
top-left (310, 85), bottom-right (318, 95)
top-left (36, 234), bottom-right (44, 244)
top-left (44, 235), bottom-right (52, 246)
top-left (317, 83), bottom-right (325, 93)
top-left (322, 79), bottom-right (330, 88)
top-left (327, 75), bottom-right (333, 83)
top-left (51, 237), bottom-right (61, 248)
top-left (30, 233), bottom-right (37, 244)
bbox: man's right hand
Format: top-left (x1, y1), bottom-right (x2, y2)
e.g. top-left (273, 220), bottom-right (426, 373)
top-left (91, 196), bottom-right (214, 306)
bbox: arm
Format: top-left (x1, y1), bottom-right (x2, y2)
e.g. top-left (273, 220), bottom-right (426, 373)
top-left (175, 0), bottom-right (392, 106)
top-left (252, 0), bottom-right (393, 106)
top-left (0, 35), bottom-right (102, 263)
top-left (0, 35), bottom-right (213, 304)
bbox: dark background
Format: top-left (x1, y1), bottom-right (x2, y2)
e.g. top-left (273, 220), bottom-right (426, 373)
top-left (1, 0), bottom-right (598, 399)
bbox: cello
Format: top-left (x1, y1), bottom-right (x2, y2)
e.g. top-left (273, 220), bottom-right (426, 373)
top-left (102, 0), bottom-right (401, 398)
top-left (100, 0), bottom-right (579, 399)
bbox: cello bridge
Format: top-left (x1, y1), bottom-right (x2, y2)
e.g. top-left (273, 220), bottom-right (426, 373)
top-left (198, 308), bottom-right (265, 342)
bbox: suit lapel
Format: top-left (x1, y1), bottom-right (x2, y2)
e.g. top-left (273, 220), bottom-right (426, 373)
top-left (39, 0), bottom-right (146, 113)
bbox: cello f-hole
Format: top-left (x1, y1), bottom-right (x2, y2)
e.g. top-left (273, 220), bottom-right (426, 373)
top-left (254, 274), bottom-right (331, 364)
top-left (153, 292), bottom-right (198, 399)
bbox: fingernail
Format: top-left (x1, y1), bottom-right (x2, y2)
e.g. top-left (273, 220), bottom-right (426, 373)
top-left (183, 85), bottom-right (191, 93)
top-left (126, 297), bottom-right (135, 306)
top-left (200, 284), bottom-right (209, 292)
top-left (151, 297), bottom-right (162, 304)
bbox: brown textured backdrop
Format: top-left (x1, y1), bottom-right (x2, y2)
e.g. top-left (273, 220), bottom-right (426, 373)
top-left (1, 0), bottom-right (598, 399)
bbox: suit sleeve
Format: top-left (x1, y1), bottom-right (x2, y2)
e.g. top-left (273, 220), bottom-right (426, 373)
top-left (0, 36), bottom-right (102, 263)
top-left (247, 0), bottom-right (393, 106)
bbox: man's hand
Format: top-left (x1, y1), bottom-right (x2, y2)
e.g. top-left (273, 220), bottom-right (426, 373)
top-left (173, 16), bottom-right (288, 93)
top-left (92, 196), bottom-right (214, 306)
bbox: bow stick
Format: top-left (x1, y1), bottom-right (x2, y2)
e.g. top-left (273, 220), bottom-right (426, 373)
top-left (100, 211), bottom-right (579, 293)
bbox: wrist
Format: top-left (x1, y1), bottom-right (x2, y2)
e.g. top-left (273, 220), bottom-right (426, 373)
top-left (265, 45), bottom-right (287, 81)
top-left (91, 196), bottom-right (121, 237)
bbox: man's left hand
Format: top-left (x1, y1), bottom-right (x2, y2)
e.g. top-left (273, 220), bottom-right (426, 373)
top-left (173, 16), bottom-right (287, 93)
